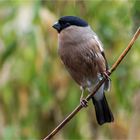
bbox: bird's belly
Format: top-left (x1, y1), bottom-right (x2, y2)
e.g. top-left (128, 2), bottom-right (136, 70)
top-left (58, 42), bottom-right (98, 88)
top-left (61, 54), bottom-right (97, 88)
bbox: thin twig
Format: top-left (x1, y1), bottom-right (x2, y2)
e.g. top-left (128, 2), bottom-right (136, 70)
top-left (44, 27), bottom-right (140, 140)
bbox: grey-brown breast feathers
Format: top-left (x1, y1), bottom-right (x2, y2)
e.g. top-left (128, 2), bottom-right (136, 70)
top-left (58, 26), bottom-right (108, 89)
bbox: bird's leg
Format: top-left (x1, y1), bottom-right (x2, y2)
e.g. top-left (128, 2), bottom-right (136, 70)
top-left (80, 86), bottom-right (88, 107)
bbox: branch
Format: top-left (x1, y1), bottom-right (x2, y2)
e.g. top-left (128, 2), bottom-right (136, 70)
top-left (44, 27), bottom-right (140, 140)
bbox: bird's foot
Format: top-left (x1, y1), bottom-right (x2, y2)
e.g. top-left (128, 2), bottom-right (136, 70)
top-left (103, 70), bottom-right (111, 81)
top-left (80, 99), bottom-right (88, 107)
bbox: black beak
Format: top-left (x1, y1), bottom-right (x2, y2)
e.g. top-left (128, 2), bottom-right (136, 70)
top-left (52, 22), bottom-right (61, 32)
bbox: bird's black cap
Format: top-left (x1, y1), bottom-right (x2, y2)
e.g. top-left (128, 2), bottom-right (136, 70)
top-left (53, 16), bottom-right (88, 33)
top-left (59, 16), bottom-right (88, 27)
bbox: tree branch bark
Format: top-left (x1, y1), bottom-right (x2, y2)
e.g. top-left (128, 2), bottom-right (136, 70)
top-left (43, 27), bottom-right (140, 140)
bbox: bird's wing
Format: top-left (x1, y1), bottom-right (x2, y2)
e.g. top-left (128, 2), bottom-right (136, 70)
top-left (80, 37), bottom-right (107, 73)
top-left (92, 33), bottom-right (109, 70)
top-left (79, 36), bottom-right (110, 91)
top-left (90, 35), bottom-right (110, 90)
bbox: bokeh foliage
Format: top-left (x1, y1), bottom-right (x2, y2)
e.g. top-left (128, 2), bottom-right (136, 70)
top-left (0, 0), bottom-right (140, 140)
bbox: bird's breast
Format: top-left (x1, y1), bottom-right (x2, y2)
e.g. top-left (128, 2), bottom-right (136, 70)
top-left (58, 39), bottom-right (97, 87)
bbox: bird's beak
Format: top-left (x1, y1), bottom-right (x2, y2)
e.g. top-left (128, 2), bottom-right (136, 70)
top-left (52, 22), bottom-right (61, 32)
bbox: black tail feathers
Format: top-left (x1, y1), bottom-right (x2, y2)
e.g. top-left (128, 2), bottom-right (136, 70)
top-left (92, 95), bottom-right (114, 125)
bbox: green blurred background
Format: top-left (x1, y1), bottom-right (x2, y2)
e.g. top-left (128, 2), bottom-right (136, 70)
top-left (0, 0), bottom-right (140, 140)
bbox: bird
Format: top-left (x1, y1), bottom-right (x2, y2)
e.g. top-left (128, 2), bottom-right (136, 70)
top-left (52, 16), bottom-right (114, 125)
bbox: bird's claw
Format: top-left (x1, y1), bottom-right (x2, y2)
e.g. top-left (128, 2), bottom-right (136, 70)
top-left (80, 99), bottom-right (88, 107)
top-left (103, 70), bottom-right (111, 81)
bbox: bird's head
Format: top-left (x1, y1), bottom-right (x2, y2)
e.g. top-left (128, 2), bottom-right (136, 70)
top-left (52, 16), bottom-right (88, 33)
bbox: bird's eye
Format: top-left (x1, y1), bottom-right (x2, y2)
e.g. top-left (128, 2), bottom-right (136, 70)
top-left (59, 20), bottom-right (64, 25)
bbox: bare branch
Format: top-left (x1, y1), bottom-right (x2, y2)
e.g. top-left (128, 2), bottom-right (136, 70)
top-left (43, 27), bottom-right (140, 140)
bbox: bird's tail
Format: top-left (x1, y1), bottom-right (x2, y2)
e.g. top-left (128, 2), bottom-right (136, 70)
top-left (92, 95), bottom-right (114, 125)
